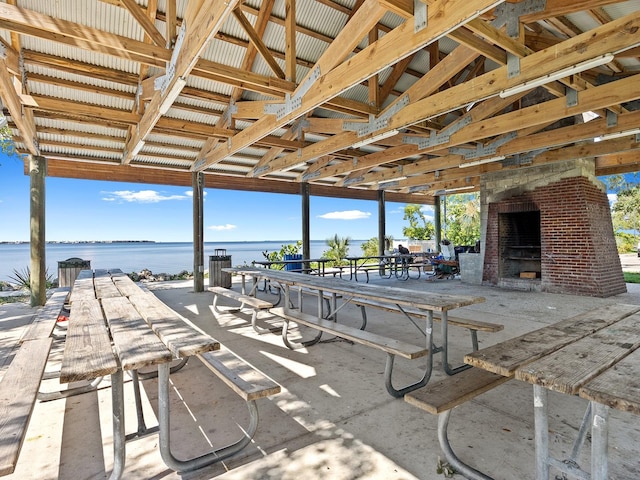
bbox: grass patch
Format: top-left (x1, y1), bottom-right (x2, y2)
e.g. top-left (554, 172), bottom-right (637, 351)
top-left (624, 272), bottom-right (640, 284)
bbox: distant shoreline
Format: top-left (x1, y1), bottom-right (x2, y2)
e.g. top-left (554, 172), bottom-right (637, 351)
top-left (0, 240), bottom-right (157, 245)
top-left (0, 239), bottom-right (370, 245)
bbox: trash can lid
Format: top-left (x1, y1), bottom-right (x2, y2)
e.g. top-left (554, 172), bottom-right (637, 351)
top-left (58, 257), bottom-right (91, 267)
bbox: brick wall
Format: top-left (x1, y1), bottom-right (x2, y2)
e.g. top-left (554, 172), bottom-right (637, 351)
top-left (484, 176), bottom-right (625, 297)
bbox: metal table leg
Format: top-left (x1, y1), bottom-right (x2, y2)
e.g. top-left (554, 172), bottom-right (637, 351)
top-left (591, 402), bottom-right (609, 480)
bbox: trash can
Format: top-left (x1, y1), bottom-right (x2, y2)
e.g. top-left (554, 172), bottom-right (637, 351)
top-left (58, 257), bottom-right (91, 288)
top-left (209, 249), bottom-right (232, 288)
top-left (284, 254), bottom-right (303, 271)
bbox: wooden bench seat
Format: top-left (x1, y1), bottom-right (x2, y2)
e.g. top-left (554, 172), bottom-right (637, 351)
top-left (405, 367), bottom-right (511, 479)
top-left (270, 307), bottom-right (428, 359)
top-left (198, 347), bottom-right (281, 402)
top-left (19, 287), bottom-right (69, 343)
top-left (405, 367), bottom-right (510, 414)
top-left (209, 286), bottom-right (275, 334)
top-left (0, 285), bottom-right (74, 475)
top-left (270, 306), bottom-right (429, 397)
top-left (0, 337), bottom-right (53, 476)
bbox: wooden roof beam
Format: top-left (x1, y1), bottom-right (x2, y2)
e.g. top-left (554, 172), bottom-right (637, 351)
top-left (123, 0), bottom-right (239, 163)
top-left (231, 0), bottom-right (501, 177)
top-left (120, 0), bottom-right (165, 47)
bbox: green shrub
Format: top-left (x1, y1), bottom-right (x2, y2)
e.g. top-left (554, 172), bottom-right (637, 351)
top-left (9, 267), bottom-right (55, 290)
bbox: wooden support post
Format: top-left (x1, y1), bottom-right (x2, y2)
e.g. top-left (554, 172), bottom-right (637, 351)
top-left (434, 196), bottom-right (442, 247)
top-left (378, 190), bottom-right (385, 256)
top-left (193, 171), bottom-right (204, 292)
top-left (29, 155), bottom-right (46, 307)
top-left (301, 181), bottom-right (310, 260)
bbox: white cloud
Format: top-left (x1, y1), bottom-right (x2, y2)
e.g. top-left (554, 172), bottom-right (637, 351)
top-left (208, 224), bottom-right (237, 231)
top-left (608, 193), bottom-right (617, 206)
top-left (318, 210), bottom-right (371, 220)
top-left (102, 189), bottom-right (188, 203)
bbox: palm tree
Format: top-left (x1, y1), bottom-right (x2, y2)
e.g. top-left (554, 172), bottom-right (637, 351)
top-left (323, 234), bottom-right (351, 266)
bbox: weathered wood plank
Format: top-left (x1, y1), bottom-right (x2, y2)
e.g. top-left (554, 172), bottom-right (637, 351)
top-left (110, 270), bottom-right (144, 298)
top-left (20, 287), bottom-right (69, 343)
top-left (515, 312), bottom-right (640, 395)
top-left (128, 292), bottom-right (219, 358)
top-left (93, 270), bottom-right (121, 299)
top-left (270, 307), bottom-right (428, 359)
top-left (198, 347), bottom-right (281, 401)
top-left (580, 347), bottom-right (640, 415)
top-left (465, 304), bottom-right (640, 377)
top-left (208, 286), bottom-right (273, 309)
top-left (60, 298), bottom-right (118, 383)
top-left (0, 337), bottom-right (53, 476)
top-left (101, 296), bottom-right (173, 371)
top-left (68, 270), bottom-right (95, 304)
top-left (405, 367), bottom-right (511, 414)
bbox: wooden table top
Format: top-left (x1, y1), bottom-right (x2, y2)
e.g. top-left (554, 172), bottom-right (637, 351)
top-left (61, 269), bottom-right (219, 383)
top-left (225, 266), bottom-right (485, 312)
top-left (464, 303), bottom-right (640, 414)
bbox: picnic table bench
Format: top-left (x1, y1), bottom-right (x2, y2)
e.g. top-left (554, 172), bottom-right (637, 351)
top-left (209, 286), bottom-right (275, 333)
top-left (60, 268), bottom-right (281, 478)
top-left (0, 287), bottom-right (69, 477)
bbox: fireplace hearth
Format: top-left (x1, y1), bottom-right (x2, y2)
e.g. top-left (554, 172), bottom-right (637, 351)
top-left (480, 160), bottom-right (625, 297)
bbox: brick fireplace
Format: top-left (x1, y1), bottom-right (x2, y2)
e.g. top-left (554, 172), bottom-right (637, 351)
top-left (479, 159), bottom-right (625, 297)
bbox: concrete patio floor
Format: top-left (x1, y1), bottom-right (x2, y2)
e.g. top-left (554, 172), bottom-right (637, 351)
top-left (3, 258), bottom-right (640, 479)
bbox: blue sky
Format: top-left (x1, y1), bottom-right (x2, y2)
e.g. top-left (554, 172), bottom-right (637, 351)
top-left (0, 151), bottom-right (431, 243)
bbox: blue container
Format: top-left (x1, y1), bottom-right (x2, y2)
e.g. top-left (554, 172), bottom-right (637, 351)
top-left (284, 254), bottom-right (303, 272)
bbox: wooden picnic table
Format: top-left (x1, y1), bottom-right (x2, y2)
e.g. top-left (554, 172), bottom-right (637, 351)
top-left (224, 266), bottom-right (485, 396)
top-left (465, 303), bottom-right (640, 480)
top-left (60, 268), bottom-right (251, 479)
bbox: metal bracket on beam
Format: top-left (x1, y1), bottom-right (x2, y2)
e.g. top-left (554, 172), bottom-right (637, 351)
top-left (302, 170), bottom-right (321, 181)
top-left (502, 148), bottom-right (548, 167)
top-left (292, 119), bottom-right (310, 140)
top-left (154, 22), bottom-right (187, 93)
top-left (402, 116), bottom-right (471, 150)
top-left (264, 66), bottom-right (321, 120)
top-left (450, 132), bottom-right (517, 160)
top-left (252, 164), bottom-right (270, 176)
top-left (414, 0), bottom-right (427, 33)
top-left (507, 53), bottom-right (520, 79)
top-left (407, 184), bottom-right (431, 193)
top-left (342, 175), bottom-right (365, 187)
top-left (493, 0), bottom-right (546, 38)
top-left (566, 87), bottom-right (578, 107)
top-left (344, 95), bottom-right (409, 137)
top-left (222, 99), bottom-right (238, 126)
top-left (378, 180), bottom-right (401, 189)
top-left (606, 110), bottom-right (618, 128)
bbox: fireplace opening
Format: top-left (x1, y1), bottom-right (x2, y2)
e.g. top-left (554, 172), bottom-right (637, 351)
top-left (499, 210), bottom-right (541, 279)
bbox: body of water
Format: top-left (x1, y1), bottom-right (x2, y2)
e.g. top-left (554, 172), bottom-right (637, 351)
top-left (0, 240), bottom-right (368, 283)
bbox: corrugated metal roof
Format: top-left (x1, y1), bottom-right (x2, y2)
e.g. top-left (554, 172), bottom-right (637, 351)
top-left (0, 0), bottom-right (638, 200)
